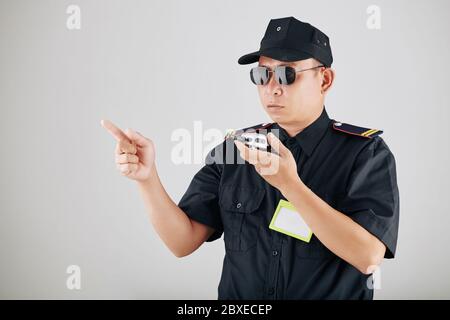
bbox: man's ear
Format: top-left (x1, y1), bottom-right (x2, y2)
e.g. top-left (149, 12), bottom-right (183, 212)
top-left (321, 67), bottom-right (335, 94)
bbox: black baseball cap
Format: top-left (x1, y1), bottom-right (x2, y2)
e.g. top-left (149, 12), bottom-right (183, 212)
top-left (238, 16), bottom-right (333, 67)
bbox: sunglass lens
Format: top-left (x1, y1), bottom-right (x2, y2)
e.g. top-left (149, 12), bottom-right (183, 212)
top-left (275, 66), bottom-right (296, 85)
top-left (250, 67), bottom-right (269, 85)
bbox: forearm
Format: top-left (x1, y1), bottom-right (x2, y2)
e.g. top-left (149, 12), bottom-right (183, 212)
top-left (281, 178), bottom-right (385, 274)
top-left (137, 164), bottom-right (195, 257)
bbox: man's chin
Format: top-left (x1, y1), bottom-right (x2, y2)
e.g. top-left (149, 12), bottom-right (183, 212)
top-left (265, 111), bottom-right (286, 123)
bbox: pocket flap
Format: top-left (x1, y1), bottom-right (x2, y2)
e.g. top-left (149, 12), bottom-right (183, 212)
top-left (219, 184), bottom-right (265, 213)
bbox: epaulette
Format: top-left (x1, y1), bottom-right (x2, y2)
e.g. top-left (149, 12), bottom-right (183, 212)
top-left (224, 122), bottom-right (273, 140)
top-left (332, 120), bottom-right (383, 138)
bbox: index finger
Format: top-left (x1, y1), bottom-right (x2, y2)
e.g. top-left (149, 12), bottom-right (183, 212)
top-left (101, 119), bottom-right (130, 142)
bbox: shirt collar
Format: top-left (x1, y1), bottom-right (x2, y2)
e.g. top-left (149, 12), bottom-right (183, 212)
top-left (271, 106), bottom-right (331, 157)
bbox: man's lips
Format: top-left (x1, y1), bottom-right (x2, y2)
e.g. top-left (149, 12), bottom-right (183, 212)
top-left (267, 104), bottom-right (285, 109)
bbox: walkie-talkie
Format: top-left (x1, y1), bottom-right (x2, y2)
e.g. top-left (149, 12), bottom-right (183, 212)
top-left (225, 123), bottom-right (276, 154)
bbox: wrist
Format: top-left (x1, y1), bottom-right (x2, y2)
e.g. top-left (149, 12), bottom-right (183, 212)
top-left (280, 176), bottom-right (305, 199)
top-left (138, 163), bottom-right (158, 187)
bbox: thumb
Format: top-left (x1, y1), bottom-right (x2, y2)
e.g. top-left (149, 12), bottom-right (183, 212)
top-left (267, 132), bottom-right (287, 157)
top-left (124, 128), bottom-right (150, 147)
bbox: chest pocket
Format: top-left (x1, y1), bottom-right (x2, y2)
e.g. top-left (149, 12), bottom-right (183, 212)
top-left (219, 184), bottom-right (265, 252)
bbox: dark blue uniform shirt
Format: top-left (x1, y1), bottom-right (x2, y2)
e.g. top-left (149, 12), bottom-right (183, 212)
top-left (178, 106), bottom-right (399, 299)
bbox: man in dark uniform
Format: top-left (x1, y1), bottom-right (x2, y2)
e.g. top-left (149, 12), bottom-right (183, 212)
top-left (177, 16), bottom-right (399, 299)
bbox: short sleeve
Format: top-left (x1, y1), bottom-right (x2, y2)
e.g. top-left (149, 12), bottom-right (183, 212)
top-left (177, 147), bottom-right (224, 242)
top-left (337, 137), bottom-right (400, 258)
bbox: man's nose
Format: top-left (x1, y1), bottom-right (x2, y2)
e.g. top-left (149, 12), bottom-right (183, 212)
top-left (265, 73), bottom-right (282, 96)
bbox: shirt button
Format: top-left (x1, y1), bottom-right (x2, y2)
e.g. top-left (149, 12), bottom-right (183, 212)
top-left (236, 202), bottom-right (242, 209)
top-left (268, 287), bottom-right (275, 295)
top-left (272, 250), bottom-right (278, 256)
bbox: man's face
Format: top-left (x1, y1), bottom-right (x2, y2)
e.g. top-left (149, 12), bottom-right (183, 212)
top-left (257, 56), bottom-right (326, 124)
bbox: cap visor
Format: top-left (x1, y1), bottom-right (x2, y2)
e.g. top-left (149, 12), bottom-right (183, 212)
top-left (238, 47), bottom-right (313, 65)
top-left (238, 51), bottom-right (260, 65)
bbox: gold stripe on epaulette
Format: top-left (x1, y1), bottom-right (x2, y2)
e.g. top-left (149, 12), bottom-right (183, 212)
top-left (366, 129), bottom-right (379, 137)
top-left (361, 129), bottom-right (378, 137)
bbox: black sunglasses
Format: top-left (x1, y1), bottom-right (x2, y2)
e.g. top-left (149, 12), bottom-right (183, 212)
top-left (250, 64), bottom-right (325, 86)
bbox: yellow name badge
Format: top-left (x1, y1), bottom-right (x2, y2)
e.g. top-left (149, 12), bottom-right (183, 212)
top-left (269, 199), bottom-right (313, 243)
